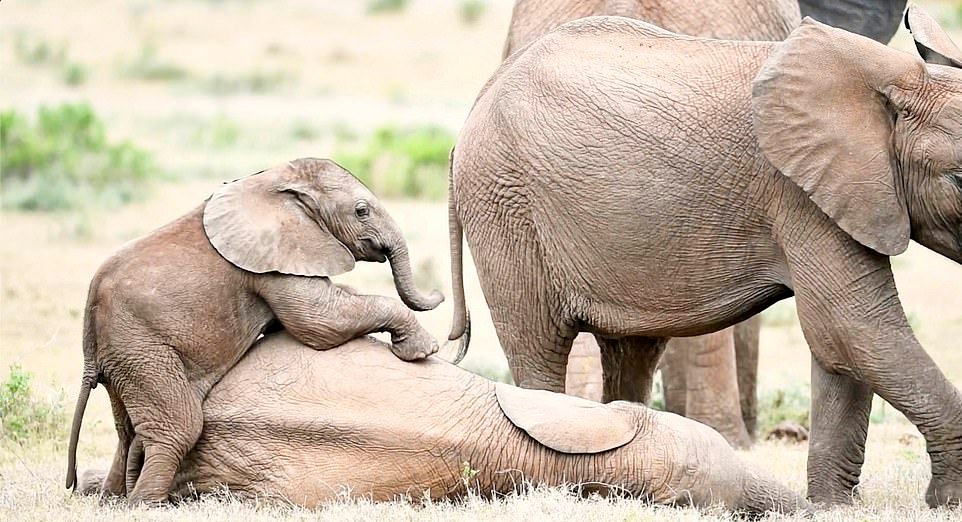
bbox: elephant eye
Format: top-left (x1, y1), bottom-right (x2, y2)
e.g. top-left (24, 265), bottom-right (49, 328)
top-left (354, 202), bottom-right (370, 219)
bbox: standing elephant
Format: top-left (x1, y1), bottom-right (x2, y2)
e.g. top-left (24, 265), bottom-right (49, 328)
top-left (66, 158), bottom-right (444, 504)
top-left (77, 332), bottom-right (810, 515)
top-left (495, 0), bottom-right (908, 449)
top-left (447, 5), bottom-right (962, 508)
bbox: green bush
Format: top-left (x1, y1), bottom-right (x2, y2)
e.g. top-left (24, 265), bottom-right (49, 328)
top-left (14, 33), bottom-right (66, 66)
top-left (458, 0), bottom-right (487, 25)
top-left (0, 366), bottom-right (66, 445)
top-left (366, 0), bottom-right (409, 15)
top-left (121, 43), bottom-right (189, 82)
top-left (757, 383), bottom-right (810, 435)
top-left (334, 125), bottom-right (453, 200)
top-left (1, 103), bottom-right (160, 211)
top-left (205, 69), bottom-right (289, 95)
top-left (61, 61), bottom-right (89, 86)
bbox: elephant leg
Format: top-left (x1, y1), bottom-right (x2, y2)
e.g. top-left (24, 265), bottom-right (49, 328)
top-left (100, 383), bottom-right (133, 497)
top-left (659, 340), bottom-right (688, 415)
top-left (596, 335), bottom-right (668, 404)
top-left (673, 329), bottom-right (752, 449)
top-left (733, 316), bottom-right (760, 438)
top-left (807, 357), bottom-right (872, 506)
top-left (117, 347), bottom-right (204, 505)
top-left (788, 242), bottom-right (962, 507)
top-left (125, 434), bottom-right (145, 494)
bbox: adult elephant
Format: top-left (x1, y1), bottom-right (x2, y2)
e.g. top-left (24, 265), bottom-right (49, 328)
top-left (490, 0), bottom-right (907, 449)
top-left (78, 332), bottom-right (809, 515)
top-left (447, 5), bottom-right (962, 508)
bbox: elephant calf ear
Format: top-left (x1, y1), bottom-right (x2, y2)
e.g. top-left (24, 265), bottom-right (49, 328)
top-left (905, 4), bottom-right (962, 68)
top-left (752, 19), bottom-right (919, 256)
top-left (495, 383), bottom-right (636, 454)
top-left (203, 164), bottom-right (355, 277)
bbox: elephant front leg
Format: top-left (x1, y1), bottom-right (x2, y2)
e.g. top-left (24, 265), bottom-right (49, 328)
top-left (596, 335), bottom-right (668, 404)
top-left (255, 274), bottom-right (438, 360)
top-left (789, 248), bottom-right (962, 508)
top-left (807, 357), bottom-right (872, 506)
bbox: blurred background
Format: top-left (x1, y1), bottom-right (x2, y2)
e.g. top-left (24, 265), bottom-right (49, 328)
top-left (2, 0), bottom-right (962, 472)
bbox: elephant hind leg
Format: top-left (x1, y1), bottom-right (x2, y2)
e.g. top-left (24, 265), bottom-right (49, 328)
top-left (733, 316), bottom-right (760, 438)
top-left (596, 335), bottom-right (668, 405)
top-left (114, 347), bottom-right (204, 505)
top-left (100, 383), bottom-right (134, 497)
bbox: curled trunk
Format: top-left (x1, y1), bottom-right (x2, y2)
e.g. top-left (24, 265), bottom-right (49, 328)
top-left (385, 239), bottom-right (443, 311)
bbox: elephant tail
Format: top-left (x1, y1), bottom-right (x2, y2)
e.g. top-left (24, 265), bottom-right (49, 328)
top-left (446, 148), bottom-right (471, 364)
top-left (66, 288), bottom-right (100, 490)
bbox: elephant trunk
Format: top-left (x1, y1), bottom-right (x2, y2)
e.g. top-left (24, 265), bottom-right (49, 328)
top-left (385, 237), bottom-right (444, 312)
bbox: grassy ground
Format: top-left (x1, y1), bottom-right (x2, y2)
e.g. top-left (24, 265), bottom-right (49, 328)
top-left (3, 0), bottom-right (962, 520)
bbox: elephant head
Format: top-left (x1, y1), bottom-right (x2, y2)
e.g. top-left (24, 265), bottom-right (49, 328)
top-left (752, 6), bottom-right (962, 263)
top-left (203, 158), bottom-right (443, 311)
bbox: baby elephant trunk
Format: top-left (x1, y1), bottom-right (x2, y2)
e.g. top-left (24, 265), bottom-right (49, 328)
top-left (733, 467), bottom-right (813, 515)
top-left (384, 239), bottom-right (444, 311)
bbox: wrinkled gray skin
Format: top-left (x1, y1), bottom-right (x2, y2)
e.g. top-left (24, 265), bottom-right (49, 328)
top-left (66, 158), bottom-right (444, 505)
top-left (498, 0), bottom-right (906, 451)
top-left (448, 9), bottom-right (962, 508)
top-left (77, 332), bottom-right (810, 515)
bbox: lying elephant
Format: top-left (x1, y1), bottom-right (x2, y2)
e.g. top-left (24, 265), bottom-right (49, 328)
top-left (66, 158), bottom-right (444, 504)
top-left (498, 0), bottom-right (908, 450)
top-left (78, 332), bottom-right (809, 515)
top-left (447, 5), bottom-right (962, 507)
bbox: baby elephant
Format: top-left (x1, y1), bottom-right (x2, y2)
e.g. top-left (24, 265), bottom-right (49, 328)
top-left (66, 158), bottom-right (445, 504)
top-left (79, 332), bottom-right (810, 515)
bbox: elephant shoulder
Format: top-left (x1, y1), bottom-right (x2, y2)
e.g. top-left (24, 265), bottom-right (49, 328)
top-left (495, 383), bottom-right (637, 454)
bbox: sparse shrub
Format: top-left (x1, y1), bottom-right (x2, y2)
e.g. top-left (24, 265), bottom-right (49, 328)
top-left (192, 114), bottom-right (242, 149)
top-left (334, 125), bottom-right (454, 200)
top-left (290, 121), bottom-right (318, 141)
top-left (205, 69), bottom-right (290, 95)
top-left (13, 33), bottom-right (66, 65)
top-left (61, 61), bottom-right (89, 86)
top-left (121, 42), bottom-right (189, 82)
top-left (757, 383), bottom-right (810, 436)
top-left (366, 0), bottom-right (409, 15)
top-left (0, 365), bottom-right (66, 445)
top-left (1, 103), bottom-right (160, 211)
top-left (458, 0), bottom-right (487, 25)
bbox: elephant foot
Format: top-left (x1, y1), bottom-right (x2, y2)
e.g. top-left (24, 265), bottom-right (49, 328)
top-left (926, 477), bottom-right (962, 508)
top-left (390, 326), bottom-right (440, 361)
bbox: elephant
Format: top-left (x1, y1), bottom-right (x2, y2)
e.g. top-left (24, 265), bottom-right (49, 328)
top-left (446, 5), bottom-right (962, 508)
top-left (76, 331), bottom-right (811, 515)
top-left (496, 0), bottom-right (908, 450)
top-left (65, 158), bottom-right (445, 505)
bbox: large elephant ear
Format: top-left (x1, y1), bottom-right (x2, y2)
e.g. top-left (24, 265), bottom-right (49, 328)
top-left (495, 384), bottom-right (636, 454)
top-left (752, 19), bottom-right (923, 256)
top-left (203, 162), bottom-right (355, 277)
top-left (798, 0), bottom-right (906, 43)
top-left (904, 4), bottom-right (962, 68)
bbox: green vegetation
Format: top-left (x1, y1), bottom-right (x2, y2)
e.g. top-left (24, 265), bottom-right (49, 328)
top-left (0, 366), bottom-right (66, 445)
top-left (757, 384), bottom-right (810, 435)
top-left (13, 33), bottom-right (88, 87)
top-left (334, 125), bottom-right (454, 200)
top-left (205, 69), bottom-right (290, 95)
top-left (366, 0), bottom-right (409, 15)
top-left (193, 114), bottom-right (242, 149)
top-left (1, 103), bottom-right (160, 211)
top-left (458, 0), bottom-right (487, 25)
top-left (121, 42), bottom-right (189, 82)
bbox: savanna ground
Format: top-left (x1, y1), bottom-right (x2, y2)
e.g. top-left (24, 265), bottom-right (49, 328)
top-left (2, 1), bottom-right (962, 520)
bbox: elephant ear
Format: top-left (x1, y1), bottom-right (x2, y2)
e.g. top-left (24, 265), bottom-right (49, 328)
top-left (752, 19), bottom-right (924, 256)
top-left (904, 4), bottom-right (962, 68)
top-left (797, 0), bottom-right (906, 43)
top-left (203, 163), bottom-right (355, 277)
top-left (495, 383), bottom-right (636, 454)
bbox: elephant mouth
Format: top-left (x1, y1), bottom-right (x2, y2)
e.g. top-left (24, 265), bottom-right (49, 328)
top-left (359, 238), bottom-right (388, 263)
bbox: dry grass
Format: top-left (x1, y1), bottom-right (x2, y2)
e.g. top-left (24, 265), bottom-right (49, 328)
top-left (2, 0), bottom-right (962, 520)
